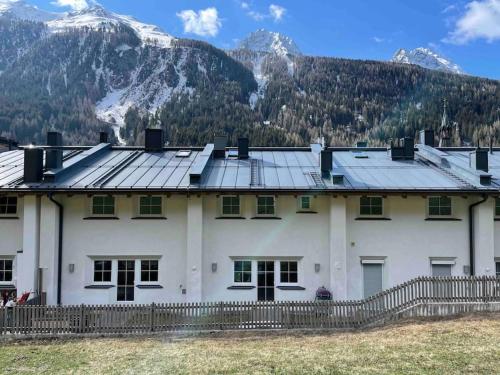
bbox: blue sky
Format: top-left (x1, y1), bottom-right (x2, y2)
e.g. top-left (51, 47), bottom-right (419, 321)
top-left (32, 0), bottom-right (500, 79)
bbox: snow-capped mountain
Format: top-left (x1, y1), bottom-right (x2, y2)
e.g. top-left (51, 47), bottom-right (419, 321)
top-left (0, 0), bottom-right (59, 22)
top-left (392, 48), bottom-right (464, 74)
top-left (237, 29), bottom-right (301, 56)
top-left (47, 5), bottom-right (175, 48)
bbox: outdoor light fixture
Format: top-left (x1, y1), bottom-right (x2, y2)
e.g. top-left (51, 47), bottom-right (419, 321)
top-left (212, 263), bottom-right (217, 273)
top-left (69, 264), bottom-right (75, 273)
top-left (315, 263), bottom-right (320, 273)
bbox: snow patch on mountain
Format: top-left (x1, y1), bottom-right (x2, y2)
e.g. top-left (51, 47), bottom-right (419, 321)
top-left (392, 48), bottom-right (463, 74)
top-left (0, 0), bottom-right (60, 22)
top-left (47, 5), bottom-right (175, 48)
top-left (237, 29), bottom-right (301, 56)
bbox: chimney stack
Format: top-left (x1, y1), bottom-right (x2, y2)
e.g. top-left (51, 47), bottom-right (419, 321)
top-left (145, 128), bottom-right (164, 152)
top-left (24, 147), bottom-right (44, 183)
top-left (46, 131), bottom-right (63, 170)
top-left (238, 137), bottom-right (249, 159)
top-left (214, 136), bottom-right (227, 159)
top-left (470, 147), bottom-right (488, 172)
top-left (320, 149), bottom-right (332, 177)
top-left (99, 131), bottom-right (109, 144)
top-left (389, 137), bottom-right (415, 160)
top-left (419, 129), bottom-right (434, 147)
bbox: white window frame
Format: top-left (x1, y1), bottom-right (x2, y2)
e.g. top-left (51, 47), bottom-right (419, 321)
top-left (89, 195), bottom-right (116, 217)
top-left (297, 195), bottom-right (313, 212)
top-left (220, 195), bottom-right (241, 217)
top-left (140, 259), bottom-right (159, 284)
top-left (278, 260), bottom-right (299, 285)
top-left (427, 196), bottom-right (452, 218)
top-left (92, 259), bottom-right (113, 285)
top-left (359, 196), bottom-right (384, 217)
top-left (0, 257), bottom-right (14, 284)
top-left (233, 260), bottom-right (253, 285)
top-left (495, 197), bottom-right (500, 218)
top-left (137, 195), bottom-right (164, 217)
top-left (256, 195), bottom-right (276, 217)
top-left (0, 196), bottom-right (18, 217)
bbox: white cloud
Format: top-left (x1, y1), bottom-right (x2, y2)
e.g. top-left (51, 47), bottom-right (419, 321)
top-left (269, 4), bottom-right (286, 21)
top-left (176, 7), bottom-right (222, 37)
top-left (51, 0), bottom-right (88, 11)
top-left (240, 1), bottom-right (250, 10)
top-left (248, 10), bottom-right (265, 21)
top-left (444, 0), bottom-right (500, 44)
top-left (372, 36), bottom-right (385, 43)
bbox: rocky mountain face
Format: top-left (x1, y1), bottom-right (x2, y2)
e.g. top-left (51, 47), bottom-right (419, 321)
top-left (392, 47), bottom-right (464, 75)
top-left (0, 1), bottom-right (499, 148)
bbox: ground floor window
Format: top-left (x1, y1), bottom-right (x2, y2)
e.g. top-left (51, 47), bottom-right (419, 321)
top-left (496, 262), bottom-right (500, 277)
top-left (141, 260), bottom-right (159, 282)
top-left (431, 264), bottom-right (452, 277)
top-left (0, 259), bottom-right (13, 282)
top-left (234, 260), bottom-right (252, 283)
top-left (117, 260), bottom-right (135, 302)
top-left (280, 261), bottom-right (298, 283)
top-left (93, 260), bottom-right (112, 282)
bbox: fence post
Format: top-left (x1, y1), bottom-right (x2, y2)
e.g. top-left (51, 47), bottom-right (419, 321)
top-left (79, 304), bottom-right (85, 334)
top-left (150, 302), bottom-right (155, 332)
top-left (219, 302), bottom-right (224, 330)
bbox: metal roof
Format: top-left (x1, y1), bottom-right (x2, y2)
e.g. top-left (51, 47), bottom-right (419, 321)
top-left (0, 144), bottom-right (498, 193)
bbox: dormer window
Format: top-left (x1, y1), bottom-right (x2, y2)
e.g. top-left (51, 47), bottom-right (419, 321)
top-left (91, 195), bottom-right (115, 216)
top-left (428, 196), bottom-right (452, 217)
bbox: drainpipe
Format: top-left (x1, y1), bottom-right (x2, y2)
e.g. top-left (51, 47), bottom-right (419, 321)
top-left (48, 193), bottom-right (63, 305)
top-left (468, 195), bottom-right (488, 276)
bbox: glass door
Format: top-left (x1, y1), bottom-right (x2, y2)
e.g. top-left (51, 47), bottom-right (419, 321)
top-left (117, 260), bottom-right (135, 302)
top-left (257, 261), bottom-right (274, 301)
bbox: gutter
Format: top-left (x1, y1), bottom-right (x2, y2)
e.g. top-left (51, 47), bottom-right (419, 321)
top-left (468, 195), bottom-right (488, 276)
top-left (48, 193), bottom-right (63, 305)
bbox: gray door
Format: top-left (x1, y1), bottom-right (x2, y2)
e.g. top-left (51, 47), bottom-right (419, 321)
top-left (432, 264), bottom-right (452, 277)
top-left (363, 263), bottom-right (383, 298)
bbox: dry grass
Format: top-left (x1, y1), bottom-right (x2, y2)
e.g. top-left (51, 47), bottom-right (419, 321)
top-left (0, 315), bottom-right (499, 374)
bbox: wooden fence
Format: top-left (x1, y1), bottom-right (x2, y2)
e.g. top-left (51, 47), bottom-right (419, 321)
top-left (1, 276), bottom-right (499, 336)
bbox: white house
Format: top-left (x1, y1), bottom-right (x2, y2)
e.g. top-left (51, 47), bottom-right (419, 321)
top-left (0, 129), bottom-right (499, 305)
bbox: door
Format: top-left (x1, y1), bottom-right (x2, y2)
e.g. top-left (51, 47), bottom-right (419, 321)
top-left (363, 263), bottom-right (383, 298)
top-left (117, 260), bottom-right (135, 302)
top-left (257, 261), bottom-right (274, 301)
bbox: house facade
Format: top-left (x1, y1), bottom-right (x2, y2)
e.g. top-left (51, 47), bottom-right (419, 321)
top-left (0, 130), bottom-right (499, 305)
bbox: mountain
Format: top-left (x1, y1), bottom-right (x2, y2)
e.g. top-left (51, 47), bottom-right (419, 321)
top-left (0, 1), bottom-right (499, 149)
top-left (0, 0), bottom-right (59, 22)
top-left (392, 48), bottom-right (464, 75)
top-left (236, 29), bottom-right (301, 56)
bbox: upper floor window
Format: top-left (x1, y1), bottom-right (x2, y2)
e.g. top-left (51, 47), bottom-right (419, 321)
top-left (298, 196), bottom-right (313, 212)
top-left (234, 260), bottom-right (252, 283)
top-left (359, 196), bottom-right (383, 216)
top-left (0, 196), bottom-right (17, 216)
top-left (221, 196), bottom-right (240, 216)
top-left (139, 196), bottom-right (162, 216)
top-left (280, 261), bottom-right (298, 283)
top-left (495, 198), bottom-right (500, 217)
top-left (92, 196), bottom-right (115, 216)
top-left (428, 196), bottom-right (451, 217)
top-left (93, 260), bottom-right (112, 283)
top-left (141, 260), bottom-right (159, 282)
top-left (0, 259), bottom-right (13, 282)
top-left (257, 196), bottom-right (275, 216)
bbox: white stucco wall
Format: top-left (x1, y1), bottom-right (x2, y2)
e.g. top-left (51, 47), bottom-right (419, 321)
top-left (0, 196), bottom-right (23, 288)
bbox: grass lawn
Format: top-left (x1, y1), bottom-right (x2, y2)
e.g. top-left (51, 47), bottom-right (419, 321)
top-left (0, 315), bottom-right (499, 374)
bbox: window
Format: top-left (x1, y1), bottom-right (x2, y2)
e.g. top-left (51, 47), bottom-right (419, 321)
top-left (360, 196), bottom-right (383, 216)
top-left (93, 260), bottom-right (112, 282)
top-left (495, 262), bottom-right (500, 277)
top-left (92, 196), bottom-right (115, 216)
top-left (257, 196), bottom-right (275, 216)
top-left (496, 198), bottom-right (500, 217)
top-left (298, 196), bottom-right (312, 211)
top-left (0, 259), bottom-right (13, 282)
top-left (0, 197), bottom-right (17, 216)
top-left (428, 196), bottom-right (452, 216)
top-left (280, 261), bottom-right (298, 283)
top-left (234, 260), bottom-right (252, 283)
top-left (221, 196), bottom-right (240, 216)
top-left (141, 260), bottom-right (159, 282)
top-left (139, 196), bottom-right (162, 216)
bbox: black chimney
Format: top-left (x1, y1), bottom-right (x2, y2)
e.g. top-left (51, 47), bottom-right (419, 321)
top-left (403, 137), bottom-right (414, 159)
top-left (145, 128), bottom-right (164, 152)
top-left (238, 137), bottom-right (249, 159)
top-left (470, 147), bottom-right (488, 172)
top-left (419, 129), bottom-right (434, 147)
top-left (99, 131), bottom-right (109, 144)
top-left (24, 148), bottom-right (44, 183)
top-left (46, 131), bottom-right (63, 170)
top-left (214, 136), bottom-right (227, 159)
top-left (320, 149), bottom-right (332, 177)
